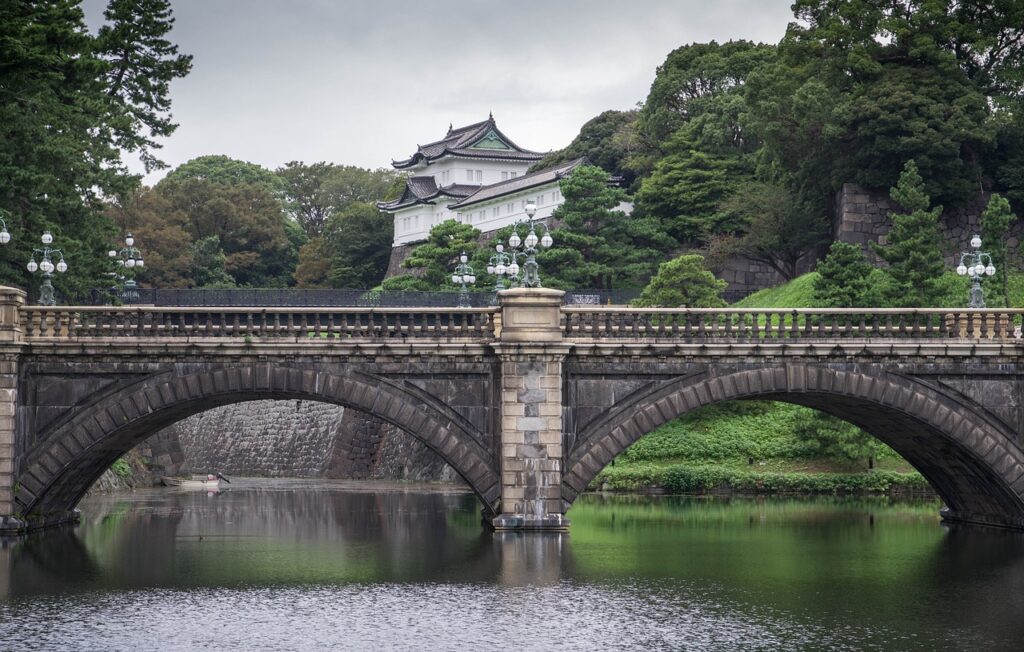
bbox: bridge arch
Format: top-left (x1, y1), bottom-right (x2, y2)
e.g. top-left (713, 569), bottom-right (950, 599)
top-left (564, 363), bottom-right (1024, 529)
top-left (15, 364), bottom-right (500, 524)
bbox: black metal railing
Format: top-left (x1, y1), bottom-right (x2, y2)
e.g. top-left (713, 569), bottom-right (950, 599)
top-left (86, 287), bottom-right (643, 307)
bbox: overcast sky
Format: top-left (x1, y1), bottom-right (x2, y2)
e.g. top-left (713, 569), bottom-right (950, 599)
top-left (81, 0), bottom-right (794, 184)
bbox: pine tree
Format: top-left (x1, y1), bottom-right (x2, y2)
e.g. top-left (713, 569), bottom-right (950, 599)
top-left (540, 165), bottom-right (673, 289)
top-left (813, 242), bottom-right (874, 307)
top-left (980, 194), bottom-right (1018, 308)
top-left (634, 254), bottom-right (726, 307)
top-left (872, 161), bottom-right (945, 307)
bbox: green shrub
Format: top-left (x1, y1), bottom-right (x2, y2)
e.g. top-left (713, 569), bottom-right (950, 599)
top-left (111, 458), bottom-right (132, 480)
top-left (596, 463), bottom-right (929, 496)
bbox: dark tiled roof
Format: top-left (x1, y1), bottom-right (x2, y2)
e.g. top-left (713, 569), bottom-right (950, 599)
top-left (448, 158), bottom-right (585, 209)
top-left (377, 176), bottom-right (478, 211)
top-left (391, 116), bottom-right (544, 169)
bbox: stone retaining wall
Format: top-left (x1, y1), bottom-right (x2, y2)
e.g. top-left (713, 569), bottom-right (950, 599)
top-left (161, 400), bottom-right (457, 482)
top-left (834, 183), bottom-right (1011, 264)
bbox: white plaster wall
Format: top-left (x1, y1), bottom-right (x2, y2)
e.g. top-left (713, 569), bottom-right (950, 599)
top-left (456, 183), bottom-right (563, 234)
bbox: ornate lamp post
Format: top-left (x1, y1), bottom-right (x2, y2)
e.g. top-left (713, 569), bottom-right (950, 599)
top-left (0, 214), bottom-right (12, 247)
top-left (451, 251), bottom-right (476, 308)
top-left (27, 231), bottom-right (68, 306)
top-left (955, 234), bottom-right (995, 308)
top-left (486, 243), bottom-right (523, 301)
top-left (507, 200), bottom-right (553, 288)
top-left (108, 232), bottom-right (144, 304)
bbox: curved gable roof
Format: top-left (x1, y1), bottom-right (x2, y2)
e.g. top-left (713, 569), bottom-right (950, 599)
top-left (392, 115), bottom-right (544, 169)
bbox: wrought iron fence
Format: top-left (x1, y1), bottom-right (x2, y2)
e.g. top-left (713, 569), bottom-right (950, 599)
top-left (87, 287), bottom-right (642, 307)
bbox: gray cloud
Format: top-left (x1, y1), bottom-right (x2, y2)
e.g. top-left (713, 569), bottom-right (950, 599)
top-left (81, 0), bottom-right (793, 183)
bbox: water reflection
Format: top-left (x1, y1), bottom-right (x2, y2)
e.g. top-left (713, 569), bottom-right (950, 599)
top-left (3, 484), bottom-right (1024, 650)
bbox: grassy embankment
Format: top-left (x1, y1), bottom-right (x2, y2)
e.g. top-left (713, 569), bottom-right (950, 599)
top-left (592, 270), bottom-right (1024, 497)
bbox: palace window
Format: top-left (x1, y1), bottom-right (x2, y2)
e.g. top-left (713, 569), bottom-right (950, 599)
top-left (466, 170), bottom-right (472, 181)
top-left (510, 172), bottom-right (517, 179)
top-left (492, 207), bottom-right (499, 217)
top-left (501, 171), bottom-right (508, 181)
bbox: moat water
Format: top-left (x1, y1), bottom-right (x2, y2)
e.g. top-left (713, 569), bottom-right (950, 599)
top-left (2, 480), bottom-right (1023, 651)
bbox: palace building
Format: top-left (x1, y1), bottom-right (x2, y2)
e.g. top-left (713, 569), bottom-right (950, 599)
top-left (378, 114), bottom-right (584, 247)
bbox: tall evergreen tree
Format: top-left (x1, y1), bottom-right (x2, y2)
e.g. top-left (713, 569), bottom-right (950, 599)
top-left (540, 165), bottom-right (672, 289)
top-left (872, 161), bottom-right (945, 307)
top-left (980, 194), bottom-right (1018, 308)
top-left (813, 242), bottom-right (875, 308)
top-left (0, 0), bottom-right (190, 297)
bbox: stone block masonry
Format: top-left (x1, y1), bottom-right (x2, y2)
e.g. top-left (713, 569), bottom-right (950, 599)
top-left (158, 400), bottom-right (457, 482)
top-left (834, 183), bottom-right (1006, 265)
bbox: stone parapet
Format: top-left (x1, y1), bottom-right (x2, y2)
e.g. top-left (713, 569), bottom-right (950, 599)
top-left (497, 287), bottom-right (564, 343)
top-left (0, 287), bottom-right (24, 344)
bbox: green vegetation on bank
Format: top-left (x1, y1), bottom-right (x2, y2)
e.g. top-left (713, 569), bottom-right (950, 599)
top-left (736, 270), bottom-right (1024, 311)
top-left (593, 402), bottom-right (929, 496)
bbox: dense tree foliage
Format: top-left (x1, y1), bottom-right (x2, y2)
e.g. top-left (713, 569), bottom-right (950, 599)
top-left (872, 161), bottom-right (946, 307)
top-left (295, 202), bottom-right (394, 288)
top-left (631, 41), bottom-right (771, 245)
top-left (0, 0), bottom-right (189, 298)
top-left (530, 110), bottom-right (640, 188)
top-left (794, 412), bottom-right (887, 470)
top-left (114, 155), bottom-right (303, 289)
top-left (632, 40), bottom-right (773, 170)
top-left (634, 141), bottom-right (750, 244)
top-left (277, 162), bottom-right (401, 238)
top-left (634, 254), bottom-right (726, 307)
top-left (163, 155), bottom-right (286, 194)
top-left (153, 177), bottom-right (296, 287)
top-left (748, 0), bottom-right (1024, 208)
top-left (715, 181), bottom-right (828, 279)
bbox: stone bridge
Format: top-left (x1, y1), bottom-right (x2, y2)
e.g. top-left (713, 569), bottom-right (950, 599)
top-left (2, 286), bottom-right (1024, 535)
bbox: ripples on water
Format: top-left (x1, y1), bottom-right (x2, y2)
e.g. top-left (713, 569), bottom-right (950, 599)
top-left (2, 481), bottom-right (1024, 651)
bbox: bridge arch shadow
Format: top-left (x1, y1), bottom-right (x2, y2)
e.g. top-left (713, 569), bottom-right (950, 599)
top-left (16, 365), bottom-right (500, 524)
top-left (564, 364), bottom-right (1024, 529)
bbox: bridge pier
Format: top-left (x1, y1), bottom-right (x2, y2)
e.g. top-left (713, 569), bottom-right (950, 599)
top-left (0, 289), bottom-right (23, 535)
top-left (490, 288), bottom-right (570, 531)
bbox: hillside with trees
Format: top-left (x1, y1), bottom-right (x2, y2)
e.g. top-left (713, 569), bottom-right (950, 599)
top-left (5, 1), bottom-right (1022, 302)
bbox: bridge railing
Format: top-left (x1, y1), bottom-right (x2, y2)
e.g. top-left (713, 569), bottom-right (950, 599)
top-left (19, 306), bottom-right (500, 341)
top-left (561, 307), bottom-right (1023, 340)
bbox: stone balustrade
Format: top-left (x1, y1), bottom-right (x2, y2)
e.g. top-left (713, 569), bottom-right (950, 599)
top-left (19, 305), bottom-right (499, 341)
top-left (562, 307), bottom-right (1023, 340)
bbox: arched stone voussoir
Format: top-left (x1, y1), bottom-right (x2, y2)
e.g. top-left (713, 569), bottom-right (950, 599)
top-left (18, 364), bottom-right (501, 522)
top-left (565, 363), bottom-right (1024, 529)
